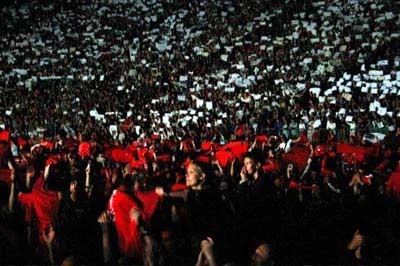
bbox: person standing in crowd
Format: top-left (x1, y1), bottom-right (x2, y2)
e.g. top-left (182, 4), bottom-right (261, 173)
top-left (236, 152), bottom-right (278, 261)
top-left (57, 178), bottom-right (103, 265)
top-left (157, 161), bottom-right (238, 265)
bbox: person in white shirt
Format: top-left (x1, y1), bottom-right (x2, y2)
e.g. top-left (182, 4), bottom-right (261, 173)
top-left (326, 117), bottom-right (337, 135)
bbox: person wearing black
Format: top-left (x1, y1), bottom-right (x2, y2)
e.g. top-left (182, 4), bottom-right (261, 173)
top-left (56, 177), bottom-right (103, 265)
top-left (236, 152), bottom-right (278, 262)
top-left (187, 162), bottom-right (240, 265)
top-left (157, 161), bottom-right (237, 265)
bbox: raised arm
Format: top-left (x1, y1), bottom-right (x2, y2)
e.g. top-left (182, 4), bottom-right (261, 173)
top-left (97, 211), bottom-right (112, 264)
top-left (8, 160), bottom-right (15, 212)
top-left (42, 226), bottom-right (56, 265)
top-left (195, 237), bottom-right (218, 266)
top-left (155, 187), bottom-right (188, 200)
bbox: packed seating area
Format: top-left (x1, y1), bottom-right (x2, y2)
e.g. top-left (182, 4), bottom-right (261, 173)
top-left (0, 0), bottom-right (400, 265)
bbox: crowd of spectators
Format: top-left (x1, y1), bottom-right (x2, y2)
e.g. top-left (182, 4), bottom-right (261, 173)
top-left (1, 0), bottom-right (400, 265)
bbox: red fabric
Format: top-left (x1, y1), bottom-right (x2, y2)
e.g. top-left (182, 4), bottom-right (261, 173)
top-left (0, 169), bottom-right (12, 184)
top-left (255, 135), bottom-right (268, 143)
top-left (127, 142), bottom-right (138, 153)
top-left (336, 143), bottom-right (356, 154)
top-left (146, 149), bottom-right (156, 162)
top-left (262, 161), bottom-right (279, 174)
top-left (252, 135), bottom-right (268, 150)
top-left (103, 144), bottom-right (113, 159)
top-left (137, 147), bottom-right (148, 161)
top-left (353, 146), bottom-right (366, 162)
top-left (0, 130), bottom-right (10, 142)
top-left (375, 159), bottom-right (389, 172)
top-left (182, 158), bottom-right (192, 169)
top-left (45, 155), bottom-right (59, 166)
top-left (288, 180), bottom-right (315, 191)
top-left (108, 190), bottom-right (142, 258)
top-left (18, 177), bottom-right (60, 240)
top-left (201, 141), bottom-right (212, 151)
top-left (361, 176), bottom-right (372, 185)
top-left (298, 132), bottom-right (308, 143)
top-left (121, 118), bottom-right (133, 132)
top-left (201, 141), bottom-right (219, 152)
top-left (222, 141), bottom-right (249, 161)
top-left (181, 138), bottom-right (194, 152)
top-left (18, 137), bottom-right (28, 149)
top-left (151, 133), bottom-right (160, 140)
top-left (301, 185), bottom-right (316, 191)
top-left (235, 125), bottom-right (245, 137)
top-left (143, 138), bottom-right (151, 146)
top-left (282, 147), bottom-right (310, 171)
top-left (336, 143), bottom-right (366, 163)
top-left (197, 155), bottom-right (210, 164)
top-left (321, 168), bottom-right (334, 177)
top-left (111, 148), bottom-right (134, 163)
top-left (101, 168), bottom-right (110, 178)
top-left (130, 160), bottom-right (146, 169)
top-left (386, 172), bottom-right (400, 199)
top-left (131, 140), bottom-right (139, 147)
top-left (163, 140), bottom-right (177, 150)
top-left (32, 178), bottom-right (60, 232)
top-left (314, 144), bottom-right (328, 157)
top-left (215, 150), bottom-right (232, 168)
top-left (170, 183), bottom-right (187, 191)
top-left (135, 190), bottom-right (160, 222)
top-left (156, 154), bottom-right (172, 163)
top-left (289, 180), bottom-right (300, 190)
top-left (78, 141), bottom-right (91, 158)
top-left (41, 140), bottom-right (53, 150)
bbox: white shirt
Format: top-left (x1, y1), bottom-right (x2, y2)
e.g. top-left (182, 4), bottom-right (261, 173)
top-left (327, 120), bottom-right (336, 130)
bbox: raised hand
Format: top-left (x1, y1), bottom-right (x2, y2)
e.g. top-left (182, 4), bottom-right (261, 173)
top-left (130, 207), bottom-right (141, 222)
top-left (240, 166), bottom-right (247, 182)
top-left (43, 226), bottom-right (55, 247)
top-left (155, 186), bottom-right (165, 196)
top-left (97, 211), bottom-right (109, 224)
top-left (347, 229), bottom-right (364, 250)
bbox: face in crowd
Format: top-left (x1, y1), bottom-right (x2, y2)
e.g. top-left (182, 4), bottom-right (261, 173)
top-left (185, 163), bottom-right (205, 189)
top-left (251, 242), bottom-right (271, 265)
top-left (243, 156), bottom-right (258, 175)
top-left (70, 180), bottom-right (77, 193)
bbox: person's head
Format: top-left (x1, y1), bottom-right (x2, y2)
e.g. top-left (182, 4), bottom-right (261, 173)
top-left (161, 229), bottom-right (176, 254)
top-left (134, 170), bottom-right (148, 191)
top-left (279, 134), bottom-right (287, 142)
top-left (243, 152), bottom-right (261, 176)
top-left (61, 256), bottom-right (75, 266)
top-left (251, 242), bottom-right (272, 265)
top-left (70, 180), bottom-right (77, 193)
top-left (185, 162), bottom-right (205, 189)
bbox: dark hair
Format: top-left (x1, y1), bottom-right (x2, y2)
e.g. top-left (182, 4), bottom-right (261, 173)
top-left (243, 151), bottom-right (263, 164)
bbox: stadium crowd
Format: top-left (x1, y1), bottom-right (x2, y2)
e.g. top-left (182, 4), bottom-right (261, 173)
top-left (0, 0), bottom-right (400, 265)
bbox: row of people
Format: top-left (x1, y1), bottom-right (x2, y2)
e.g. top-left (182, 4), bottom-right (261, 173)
top-left (0, 126), bottom-right (399, 264)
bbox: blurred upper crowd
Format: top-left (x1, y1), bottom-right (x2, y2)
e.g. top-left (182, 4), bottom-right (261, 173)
top-left (0, 0), bottom-right (400, 265)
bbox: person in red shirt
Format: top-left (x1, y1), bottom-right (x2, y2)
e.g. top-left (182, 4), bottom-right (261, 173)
top-left (320, 144), bottom-right (338, 178)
